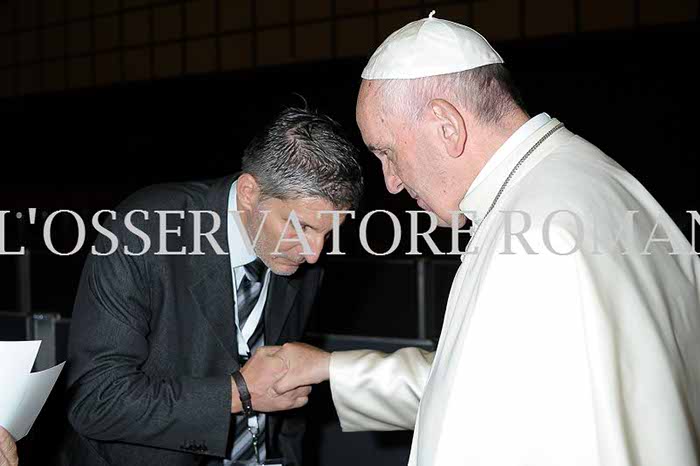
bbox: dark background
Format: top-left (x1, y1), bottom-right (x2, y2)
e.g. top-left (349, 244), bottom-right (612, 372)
top-left (0, 0), bottom-right (698, 464)
top-left (2, 22), bottom-right (699, 336)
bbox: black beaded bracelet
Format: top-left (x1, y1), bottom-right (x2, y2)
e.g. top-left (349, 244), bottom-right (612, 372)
top-left (232, 370), bottom-right (255, 418)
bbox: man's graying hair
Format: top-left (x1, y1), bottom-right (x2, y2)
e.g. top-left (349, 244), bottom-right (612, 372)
top-left (378, 64), bottom-right (525, 126)
top-left (242, 106), bottom-right (364, 209)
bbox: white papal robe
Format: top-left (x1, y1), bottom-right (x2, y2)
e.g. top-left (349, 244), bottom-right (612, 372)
top-left (329, 117), bottom-right (700, 465)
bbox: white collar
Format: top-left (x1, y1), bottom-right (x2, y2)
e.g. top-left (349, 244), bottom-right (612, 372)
top-left (466, 112), bottom-right (551, 197)
top-left (458, 115), bottom-right (563, 225)
top-left (227, 179), bottom-right (258, 269)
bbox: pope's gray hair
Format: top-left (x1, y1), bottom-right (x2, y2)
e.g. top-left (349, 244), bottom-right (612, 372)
top-left (242, 105), bottom-right (364, 209)
top-left (376, 64), bottom-right (525, 126)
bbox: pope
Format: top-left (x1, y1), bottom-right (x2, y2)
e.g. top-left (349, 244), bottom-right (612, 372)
top-left (273, 11), bottom-right (700, 466)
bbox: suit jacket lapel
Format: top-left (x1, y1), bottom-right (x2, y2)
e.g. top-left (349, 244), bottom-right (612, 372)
top-left (189, 260), bottom-right (237, 359)
top-left (186, 174), bottom-right (303, 354)
top-left (264, 274), bottom-right (300, 345)
top-left (188, 175), bottom-right (239, 361)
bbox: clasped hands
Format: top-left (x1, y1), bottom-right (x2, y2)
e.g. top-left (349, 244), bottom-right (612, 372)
top-left (0, 426), bottom-right (18, 466)
top-left (231, 343), bottom-right (330, 414)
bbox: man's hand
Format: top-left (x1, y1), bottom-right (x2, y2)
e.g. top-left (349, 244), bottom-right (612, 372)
top-left (0, 426), bottom-right (18, 466)
top-left (272, 343), bottom-right (331, 394)
top-left (231, 346), bottom-right (312, 413)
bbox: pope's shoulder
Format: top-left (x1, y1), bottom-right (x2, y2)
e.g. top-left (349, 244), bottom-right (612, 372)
top-left (507, 133), bottom-right (645, 234)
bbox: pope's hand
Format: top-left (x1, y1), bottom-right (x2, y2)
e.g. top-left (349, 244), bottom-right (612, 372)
top-left (232, 346), bottom-right (312, 413)
top-left (272, 343), bottom-right (331, 395)
top-left (0, 426), bottom-right (18, 466)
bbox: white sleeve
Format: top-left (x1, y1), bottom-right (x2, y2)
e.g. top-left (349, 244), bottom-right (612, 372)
top-left (329, 348), bottom-right (434, 431)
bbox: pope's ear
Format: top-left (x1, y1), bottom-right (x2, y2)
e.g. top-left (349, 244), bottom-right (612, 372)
top-left (236, 173), bottom-right (261, 211)
top-left (429, 99), bottom-right (467, 158)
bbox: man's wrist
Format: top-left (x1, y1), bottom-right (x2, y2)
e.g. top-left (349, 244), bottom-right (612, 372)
top-left (230, 376), bottom-right (243, 413)
top-left (232, 370), bottom-right (255, 417)
top-left (318, 351), bottom-right (331, 382)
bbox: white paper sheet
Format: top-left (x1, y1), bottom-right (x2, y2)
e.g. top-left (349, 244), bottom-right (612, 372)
top-left (0, 341), bottom-right (64, 441)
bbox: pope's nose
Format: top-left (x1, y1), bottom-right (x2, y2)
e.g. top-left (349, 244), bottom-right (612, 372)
top-left (383, 163), bottom-right (404, 194)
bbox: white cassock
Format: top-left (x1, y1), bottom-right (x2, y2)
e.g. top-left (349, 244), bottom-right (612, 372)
top-left (329, 114), bottom-right (700, 465)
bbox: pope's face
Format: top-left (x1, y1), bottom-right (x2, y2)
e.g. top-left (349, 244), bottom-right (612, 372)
top-left (356, 81), bottom-right (458, 226)
top-left (244, 196), bottom-right (344, 276)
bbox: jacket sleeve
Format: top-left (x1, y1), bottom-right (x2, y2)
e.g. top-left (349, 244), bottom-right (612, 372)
top-left (329, 348), bottom-right (434, 431)
top-left (65, 222), bottom-right (232, 457)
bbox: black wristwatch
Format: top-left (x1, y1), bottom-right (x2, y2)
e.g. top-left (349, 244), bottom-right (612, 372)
top-left (232, 370), bottom-right (255, 418)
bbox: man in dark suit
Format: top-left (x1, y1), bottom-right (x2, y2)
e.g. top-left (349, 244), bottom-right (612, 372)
top-left (58, 106), bottom-right (364, 466)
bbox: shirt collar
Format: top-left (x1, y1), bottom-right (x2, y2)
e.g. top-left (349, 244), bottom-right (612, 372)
top-left (227, 179), bottom-right (258, 269)
top-left (458, 113), bottom-right (552, 223)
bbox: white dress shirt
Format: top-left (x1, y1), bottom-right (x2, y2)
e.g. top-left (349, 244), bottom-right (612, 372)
top-left (226, 179), bottom-right (270, 354)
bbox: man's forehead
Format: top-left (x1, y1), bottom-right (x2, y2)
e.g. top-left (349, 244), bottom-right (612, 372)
top-left (269, 196), bottom-right (341, 216)
top-left (279, 197), bottom-right (349, 228)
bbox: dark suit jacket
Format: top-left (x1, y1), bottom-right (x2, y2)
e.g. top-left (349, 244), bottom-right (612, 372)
top-left (58, 175), bottom-right (323, 466)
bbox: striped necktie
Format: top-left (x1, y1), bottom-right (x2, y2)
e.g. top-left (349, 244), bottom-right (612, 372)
top-left (237, 258), bottom-right (267, 345)
top-left (228, 258), bottom-right (268, 464)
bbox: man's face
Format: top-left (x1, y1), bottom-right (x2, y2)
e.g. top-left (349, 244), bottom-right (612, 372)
top-left (245, 196), bottom-right (345, 276)
top-left (356, 81), bottom-right (457, 226)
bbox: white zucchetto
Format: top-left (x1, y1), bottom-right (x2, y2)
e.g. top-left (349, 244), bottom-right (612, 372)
top-left (361, 10), bottom-right (504, 80)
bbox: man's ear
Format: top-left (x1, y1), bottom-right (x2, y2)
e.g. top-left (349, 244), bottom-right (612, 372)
top-left (429, 99), bottom-right (467, 158)
top-left (236, 173), bottom-right (260, 212)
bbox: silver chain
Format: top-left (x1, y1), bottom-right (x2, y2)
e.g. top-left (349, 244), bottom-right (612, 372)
top-left (247, 423), bottom-right (262, 464)
top-left (471, 122), bottom-right (565, 237)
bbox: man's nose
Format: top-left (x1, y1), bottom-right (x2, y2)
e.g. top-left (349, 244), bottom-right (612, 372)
top-left (383, 163), bottom-right (404, 195)
top-left (303, 234), bottom-right (325, 264)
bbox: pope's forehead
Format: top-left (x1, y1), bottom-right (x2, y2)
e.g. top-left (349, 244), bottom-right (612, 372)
top-left (358, 80), bottom-right (384, 105)
top-left (356, 82), bottom-right (397, 148)
top-left (357, 81), bottom-right (388, 121)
